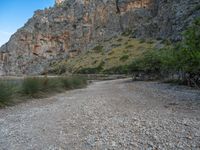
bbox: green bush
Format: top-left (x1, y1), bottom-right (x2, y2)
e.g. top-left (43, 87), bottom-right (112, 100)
top-left (181, 18), bottom-right (200, 72)
top-left (70, 76), bottom-right (87, 88)
top-left (77, 67), bottom-right (99, 74)
top-left (21, 77), bottom-right (63, 97)
top-left (125, 44), bottom-right (134, 49)
top-left (126, 49), bottom-right (162, 74)
top-left (122, 29), bottom-right (133, 36)
top-left (61, 76), bottom-right (87, 89)
top-left (57, 64), bottom-right (67, 74)
top-left (0, 81), bottom-right (13, 106)
top-left (92, 45), bottom-right (104, 53)
top-left (76, 61), bottom-right (104, 74)
top-left (50, 63), bottom-right (67, 75)
top-left (111, 44), bottom-right (122, 48)
top-left (41, 77), bottom-right (62, 92)
top-left (61, 77), bottom-right (74, 89)
top-left (117, 38), bottom-right (123, 42)
top-left (174, 18), bottom-right (200, 81)
top-left (21, 77), bottom-right (42, 96)
top-left (127, 18), bottom-right (200, 86)
top-left (0, 76), bottom-right (88, 107)
top-left (120, 55), bottom-right (129, 61)
top-left (146, 39), bottom-right (154, 44)
top-left (139, 38), bottom-right (146, 43)
top-left (103, 65), bottom-right (129, 74)
top-left (127, 58), bottom-right (143, 72)
top-left (21, 76), bottom-right (87, 96)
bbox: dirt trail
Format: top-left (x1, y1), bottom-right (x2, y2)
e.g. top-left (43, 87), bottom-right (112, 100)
top-left (0, 79), bottom-right (200, 150)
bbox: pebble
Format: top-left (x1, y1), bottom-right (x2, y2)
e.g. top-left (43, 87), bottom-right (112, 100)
top-left (0, 79), bottom-right (199, 149)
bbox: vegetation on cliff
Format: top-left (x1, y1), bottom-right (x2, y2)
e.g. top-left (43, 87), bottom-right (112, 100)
top-left (128, 18), bottom-right (200, 87)
top-left (50, 36), bottom-right (156, 74)
top-left (51, 18), bottom-right (200, 87)
top-left (0, 0), bottom-right (199, 75)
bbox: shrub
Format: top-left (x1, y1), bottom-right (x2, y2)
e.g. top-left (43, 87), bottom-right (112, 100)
top-left (61, 77), bottom-right (74, 89)
top-left (120, 55), bottom-right (129, 61)
top-left (103, 65), bottom-right (129, 74)
top-left (0, 76), bottom-right (88, 107)
top-left (183, 18), bottom-right (200, 52)
top-left (92, 45), bottom-right (104, 53)
top-left (117, 38), bottom-right (123, 42)
top-left (61, 76), bottom-right (87, 89)
top-left (139, 49), bottom-right (162, 73)
top-left (127, 18), bottom-right (200, 86)
top-left (41, 77), bottom-right (62, 92)
top-left (146, 39), bottom-right (154, 44)
top-left (0, 81), bottom-right (14, 106)
top-left (111, 44), bottom-right (121, 48)
top-left (161, 39), bottom-right (172, 45)
top-left (127, 58), bottom-right (143, 72)
top-left (193, 4), bottom-right (200, 11)
top-left (57, 64), bottom-right (66, 74)
top-left (76, 61), bottom-right (104, 74)
top-left (108, 50), bottom-right (114, 55)
top-left (125, 44), bottom-right (134, 49)
top-left (176, 18), bottom-right (200, 85)
top-left (70, 76), bottom-right (87, 88)
top-left (124, 41), bottom-right (129, 45)
top-left (139, 38), bottom-right (146, 43)
top-left (122, 29), bottom-right (133, 36)
top-left (77, 67), bottom-right (99, 74)
top-left (21, 77), bottom-right (42, 96)
top-left (92, 60), bottom-right (98, 65)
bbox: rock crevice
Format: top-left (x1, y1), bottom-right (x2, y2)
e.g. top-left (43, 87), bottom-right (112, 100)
top-left (0, 0), bottom-right (199, 75)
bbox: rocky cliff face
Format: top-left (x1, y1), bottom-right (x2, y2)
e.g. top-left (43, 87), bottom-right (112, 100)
top-left (0, 0), bottom-right (199, 75)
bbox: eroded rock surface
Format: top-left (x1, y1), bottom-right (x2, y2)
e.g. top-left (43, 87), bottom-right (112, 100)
top-left (0, 0), bottom-right (199, 75)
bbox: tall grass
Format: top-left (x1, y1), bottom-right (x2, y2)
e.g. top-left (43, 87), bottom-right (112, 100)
top-left (0, 76), bottom-right (87, 108)
top-left (22, 78), bottom-right (42, 96)
top-left (21, 76), bottom-right (87, 97)
top-left (61, 76), bottom-right (87, 89)
top-left (0, 81), bottom-right (15, 107)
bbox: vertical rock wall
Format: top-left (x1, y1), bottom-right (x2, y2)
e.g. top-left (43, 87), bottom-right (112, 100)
top-left (0, 0), bottom-right (199, 75)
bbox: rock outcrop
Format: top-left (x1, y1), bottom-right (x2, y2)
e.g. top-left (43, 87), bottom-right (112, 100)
top-left (0, 0), bottom-right (199, 75)
top-left (56, 0), bottom-right (65, 5)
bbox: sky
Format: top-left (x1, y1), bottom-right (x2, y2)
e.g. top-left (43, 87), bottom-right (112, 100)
top-left (0, 0), bottom-right (54, 47)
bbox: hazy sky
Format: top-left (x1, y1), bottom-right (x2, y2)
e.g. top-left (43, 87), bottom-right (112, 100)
top-left (0, 0), bottom-right (54, 47)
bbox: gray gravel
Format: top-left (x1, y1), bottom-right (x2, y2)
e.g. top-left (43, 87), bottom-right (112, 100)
top-left (0, 79), bottom-right (200, 150)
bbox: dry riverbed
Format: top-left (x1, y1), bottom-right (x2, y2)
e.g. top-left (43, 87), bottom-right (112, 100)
top-left (0, 79), bottom-right (200, 149)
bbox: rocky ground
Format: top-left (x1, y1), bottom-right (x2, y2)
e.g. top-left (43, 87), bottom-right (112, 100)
top-left (0, 79), bottom-right (200, 150)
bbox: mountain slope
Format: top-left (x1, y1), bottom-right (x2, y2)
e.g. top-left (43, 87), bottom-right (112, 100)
top-left (50, 36), bottom-right (160, 74)
top-left (0, 0), bottom-right (199, 75)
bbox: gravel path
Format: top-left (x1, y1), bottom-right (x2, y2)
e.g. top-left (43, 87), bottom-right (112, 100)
top-left (0, 79), bottom-right (200, 150)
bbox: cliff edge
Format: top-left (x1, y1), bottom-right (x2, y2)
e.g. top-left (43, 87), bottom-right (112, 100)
top-left (0, 0), bottom-right (199, 75)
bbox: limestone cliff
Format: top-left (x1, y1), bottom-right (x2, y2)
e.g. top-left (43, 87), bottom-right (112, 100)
top-left (0, 0), bottom-right (199, 75)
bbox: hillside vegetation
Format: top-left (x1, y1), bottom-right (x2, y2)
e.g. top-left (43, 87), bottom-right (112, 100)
top-left (51, 18), bottom-right (200, 87)
top-left (51, 36), bottom-right (158, 74)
